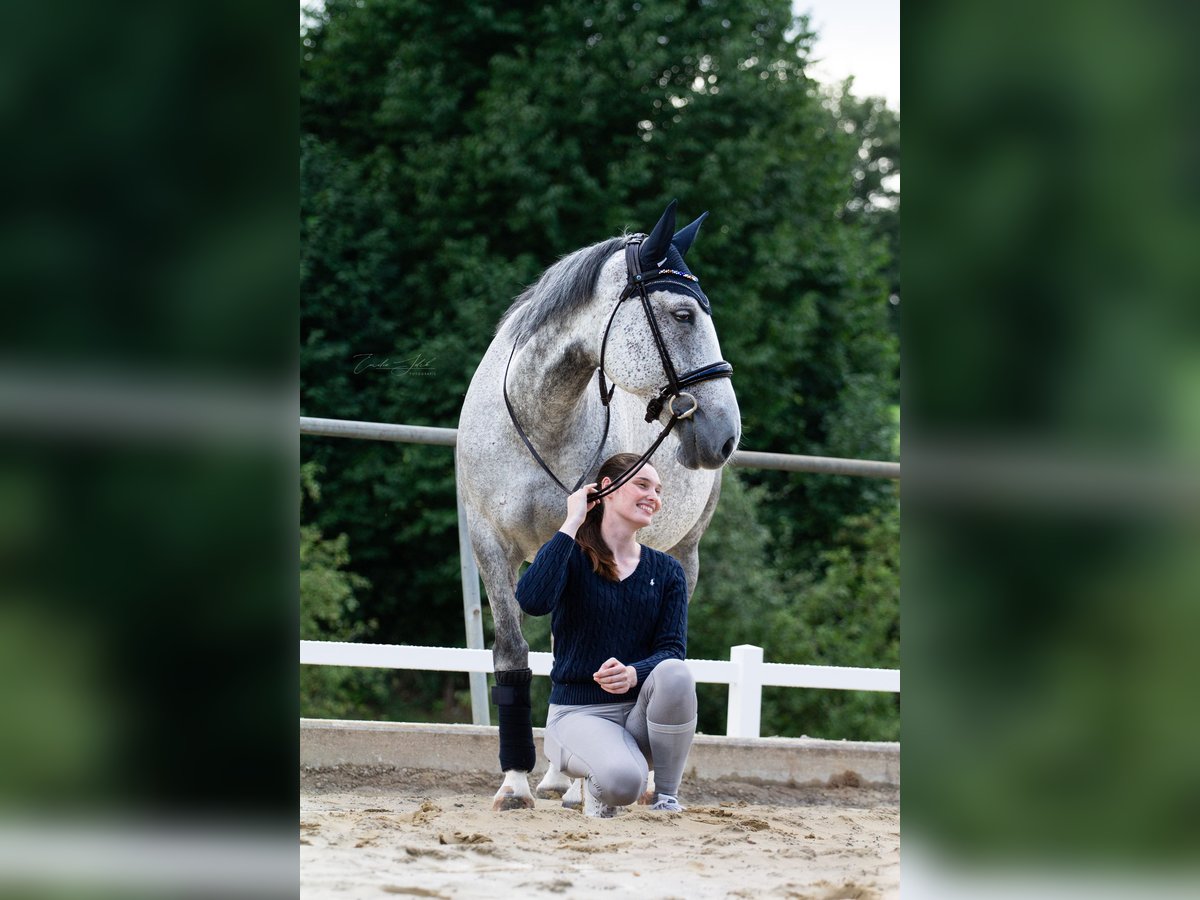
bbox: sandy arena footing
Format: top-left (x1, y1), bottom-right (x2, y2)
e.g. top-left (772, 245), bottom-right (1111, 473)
top-left (300, 721), bottom-right (899, 899)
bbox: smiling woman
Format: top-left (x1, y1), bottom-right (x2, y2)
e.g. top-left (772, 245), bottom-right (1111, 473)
top-left (515, 453), bottom-right (697, 818)
top-left (575, 453), bottom-right (662, 581)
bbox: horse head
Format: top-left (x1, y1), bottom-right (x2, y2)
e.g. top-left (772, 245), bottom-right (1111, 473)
top-left (601, 201), bottom-right (742, 469)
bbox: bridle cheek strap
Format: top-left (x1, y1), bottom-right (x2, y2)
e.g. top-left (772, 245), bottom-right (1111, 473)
top-left (588, 236), bottom-right (733, 500)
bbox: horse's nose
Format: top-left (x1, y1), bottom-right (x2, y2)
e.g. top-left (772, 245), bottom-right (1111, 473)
top-left (720, 436), bottom-right (737, 461)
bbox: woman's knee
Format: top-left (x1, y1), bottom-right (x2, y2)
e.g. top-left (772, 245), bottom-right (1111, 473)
top-left (650, 658), bottom-right (695, 695)
top-left (593, 762), bottom-right (647, 806)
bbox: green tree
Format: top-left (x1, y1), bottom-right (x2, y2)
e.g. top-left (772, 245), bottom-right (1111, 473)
top-left (300, 462), bottom-right (370, 639)
top-left (836, 85), bottom-right (900, 348)
top-left (763, 494), bottom-right (900, 740)
top-left (300, 0), bottom-right (899, 731)
top-left (299, 461), bottom-right (385, 719)
top-left (689, 472), bottom-right (899, 740)
top-left (687, 468), bottom-right (788, 734)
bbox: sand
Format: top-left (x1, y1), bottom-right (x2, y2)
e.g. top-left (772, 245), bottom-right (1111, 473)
top-left (300, 766), bottom-right (899, 899)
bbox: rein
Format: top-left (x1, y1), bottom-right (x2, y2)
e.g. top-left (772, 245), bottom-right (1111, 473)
top-left (503, 234), bottom-right (733, 499)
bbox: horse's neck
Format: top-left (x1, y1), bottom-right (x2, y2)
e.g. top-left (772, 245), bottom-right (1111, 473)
top-left (507, 328), bottom-right (600, 449)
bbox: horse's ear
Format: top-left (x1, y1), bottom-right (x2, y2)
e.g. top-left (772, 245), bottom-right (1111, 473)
top-left (672, 211), bottom-right (709, 257)
top-left (639, 200), bottom-right (678, 269)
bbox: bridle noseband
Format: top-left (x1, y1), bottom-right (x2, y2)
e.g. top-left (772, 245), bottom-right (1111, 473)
top-left (504, 234), bottom-right (734, 500)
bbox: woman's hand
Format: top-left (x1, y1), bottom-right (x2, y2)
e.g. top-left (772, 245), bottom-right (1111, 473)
top-left (594, 657), bottom-right (638, 694)
top-left (559, 482), bottom-right (599, 537)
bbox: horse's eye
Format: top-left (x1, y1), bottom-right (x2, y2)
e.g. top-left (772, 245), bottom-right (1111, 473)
top-left (672, 310), bottom-right (692, 323)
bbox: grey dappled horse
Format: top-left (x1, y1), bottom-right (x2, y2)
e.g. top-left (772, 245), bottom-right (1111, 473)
top-left (456, 201), bottom-right (741, 810)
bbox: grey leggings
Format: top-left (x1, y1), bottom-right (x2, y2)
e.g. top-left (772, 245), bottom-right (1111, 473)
top-left (545, 658), bottom-right (697, 805)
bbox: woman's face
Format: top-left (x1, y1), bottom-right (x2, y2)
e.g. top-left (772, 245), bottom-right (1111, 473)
top-left (603, 464), bottom-right (663, 530)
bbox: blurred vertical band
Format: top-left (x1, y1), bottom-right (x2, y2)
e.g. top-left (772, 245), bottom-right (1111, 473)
top-left (905, 0), bottom-right (1200, 888)
top-left (0, 0), bottom-right (297, 896)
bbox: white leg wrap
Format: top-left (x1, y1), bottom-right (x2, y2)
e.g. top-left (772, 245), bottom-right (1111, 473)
top-left (561, 777), bottom-right (583, 810)
top-left (639, 769), bottom-right (657, 805)
top-left (535, 759), bottom-right (572, 798)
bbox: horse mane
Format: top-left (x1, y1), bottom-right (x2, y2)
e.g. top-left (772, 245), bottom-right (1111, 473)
top-left (498, 236), bottom-right (626, 348)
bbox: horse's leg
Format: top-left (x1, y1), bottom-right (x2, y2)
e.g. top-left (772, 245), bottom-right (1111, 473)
top-left (534, 629), bottom-right (571, 798)
top-left (562, 777), bottom-right (583, 811)
top-left (638, 771), bottom-right (658, 805)
top-left (535, 760), bottom-right (572, 798)
top-left (473, 530), bottom-right (536, 811)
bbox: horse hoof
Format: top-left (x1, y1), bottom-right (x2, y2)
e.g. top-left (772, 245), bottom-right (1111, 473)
top-left (637, 788), bottom-right (655, 806)
top-left (491, 789), bottom-right (535, 812)
top-left (535, 787), bottom-right (565, 800)
top-left (562, 798), bottom-right (582, 811)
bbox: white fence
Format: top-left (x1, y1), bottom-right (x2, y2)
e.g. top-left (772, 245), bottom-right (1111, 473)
top-left (299, 415), bottom-right (901, 734)
top-left (300, 640), bottom-right (899, 739)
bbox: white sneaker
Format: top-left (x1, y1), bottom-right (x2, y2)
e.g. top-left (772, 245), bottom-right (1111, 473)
top-left (582, 779), bottom-right (617, 818)
top-left (649, 793), bottom-right (685, 812)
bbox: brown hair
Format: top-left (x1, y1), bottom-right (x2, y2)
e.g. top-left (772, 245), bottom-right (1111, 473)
top-left (575, 453), bottom-right (645, 581)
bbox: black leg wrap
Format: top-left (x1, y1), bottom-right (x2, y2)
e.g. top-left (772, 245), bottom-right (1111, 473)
top-left (492, 668), bottom-right (535, 773)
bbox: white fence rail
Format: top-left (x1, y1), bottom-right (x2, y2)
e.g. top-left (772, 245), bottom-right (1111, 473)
top-left (299, 416), bottom-right (902, 479)
top-left (300, 415), bottom-right (901, 731)
top-left (300, 640), bottom-right (899, 739)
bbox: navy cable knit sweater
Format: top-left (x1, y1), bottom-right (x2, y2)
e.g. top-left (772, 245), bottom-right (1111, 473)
top-left (516, 531), bottom-right (688, 705)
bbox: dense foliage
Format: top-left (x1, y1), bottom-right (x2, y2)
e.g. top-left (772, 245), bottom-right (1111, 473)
top-left (300, 0), bottom-right (899, 739)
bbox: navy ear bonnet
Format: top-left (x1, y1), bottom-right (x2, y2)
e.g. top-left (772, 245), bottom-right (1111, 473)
top-left (649, 242), bottom-right (710, 312)
top-left (636, 202), bottom-right (712, 314)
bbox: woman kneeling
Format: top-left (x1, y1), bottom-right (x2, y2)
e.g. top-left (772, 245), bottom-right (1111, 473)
top-left (516, 454), bottom-right (697, 817)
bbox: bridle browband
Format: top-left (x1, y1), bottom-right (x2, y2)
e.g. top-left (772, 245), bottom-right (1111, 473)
top-left (503, 233), bottom-right (734, 500)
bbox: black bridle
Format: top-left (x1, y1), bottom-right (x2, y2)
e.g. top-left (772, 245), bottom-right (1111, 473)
top-left (503, 233), bottom-right (734, 499)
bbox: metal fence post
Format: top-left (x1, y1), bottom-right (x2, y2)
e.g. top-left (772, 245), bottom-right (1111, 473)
top-left (726, 644), bottom-right (763, 738)
top-left (455, 457), bottom-right (490, 726)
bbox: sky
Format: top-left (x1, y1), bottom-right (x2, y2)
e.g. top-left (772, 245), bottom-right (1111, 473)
top-left (794, 0), bottom-right (900, 110)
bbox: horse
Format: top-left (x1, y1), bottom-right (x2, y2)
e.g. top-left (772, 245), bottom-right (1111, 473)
top-left (456, 200), bottom-right (741, 811)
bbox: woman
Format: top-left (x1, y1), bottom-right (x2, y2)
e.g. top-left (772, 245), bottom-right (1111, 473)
top-left (516, 452), bottom-right (697, 817)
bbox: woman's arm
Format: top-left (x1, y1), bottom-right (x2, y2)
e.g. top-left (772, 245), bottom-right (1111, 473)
top-left (515, 484), bottom-right (597, 616)
top-left (515, 532), bottom-right (574, 616)
top-left (557, 482), bottom-right (597, 539)
top-left (628, 562), bottom-right (689, 687)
